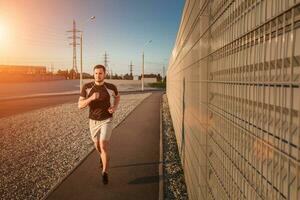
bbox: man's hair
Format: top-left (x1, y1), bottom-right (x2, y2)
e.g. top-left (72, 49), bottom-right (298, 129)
top-left (93, 64), bottom-right (106, 73)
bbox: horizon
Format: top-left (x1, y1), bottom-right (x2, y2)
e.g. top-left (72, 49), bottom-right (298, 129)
top-left (0, 64), bottom-right (164, 76)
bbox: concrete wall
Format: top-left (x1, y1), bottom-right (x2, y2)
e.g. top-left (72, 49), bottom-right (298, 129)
top-left (144, 78), bottom-right (157, 83)
top-left (167, 0), bottom-right (300, 199)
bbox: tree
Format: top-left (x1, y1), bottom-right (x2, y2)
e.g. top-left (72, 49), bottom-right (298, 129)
top-left (123, 73), bottom-right (133, 80)
top-left (57, 69), bottom-right (69, 79)
top-left (68, 69), bottom-right (77, 79)
top-left (157, 73), bottom-right (162, 82)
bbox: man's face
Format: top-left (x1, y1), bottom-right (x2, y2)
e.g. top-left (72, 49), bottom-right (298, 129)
top-left (94, 68), bottom-right (105, 82)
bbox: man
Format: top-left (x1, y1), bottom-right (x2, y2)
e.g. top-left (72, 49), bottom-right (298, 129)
top-left (78, 64), bottom-right (120, 185)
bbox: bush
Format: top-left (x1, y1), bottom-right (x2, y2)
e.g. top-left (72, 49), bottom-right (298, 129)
top-left (147, 81), bottom-right (166, 89)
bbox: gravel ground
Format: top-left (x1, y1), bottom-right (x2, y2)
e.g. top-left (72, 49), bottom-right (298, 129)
top-left (162, 94), bottom-right (188, 200)
top-left (0, 93), bottom-right (151, 200)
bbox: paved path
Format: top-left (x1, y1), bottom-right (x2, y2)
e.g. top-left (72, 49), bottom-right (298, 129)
top-left (45, 92), bottom-right (163, 200)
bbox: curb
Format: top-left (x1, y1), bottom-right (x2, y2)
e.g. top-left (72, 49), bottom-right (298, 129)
top-left (0, 92), bottom-right (79, 102)
top-left (159, 94), bottom-right (164, 200)
top-left (0, 89), bottom-right (164, 102)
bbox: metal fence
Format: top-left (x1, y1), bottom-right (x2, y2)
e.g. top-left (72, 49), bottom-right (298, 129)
top-left (167, 0), bottom-right (300, 199)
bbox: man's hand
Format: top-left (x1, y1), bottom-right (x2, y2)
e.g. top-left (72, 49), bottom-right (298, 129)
top-left (108, 95), bottom-right (120, 113)
top-left (108, 106), bottom-right (116, 114)
top-left (90, 92), bottom-right (99, 101)
top-left (78, 92), bottom-right (100, 109)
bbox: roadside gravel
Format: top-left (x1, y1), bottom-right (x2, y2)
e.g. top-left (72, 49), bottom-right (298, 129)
top-left (162, 94), bottom-right (188, 200)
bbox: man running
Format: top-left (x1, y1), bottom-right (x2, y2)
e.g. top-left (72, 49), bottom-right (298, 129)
top-left (78, 64), bottom-right (120, 185)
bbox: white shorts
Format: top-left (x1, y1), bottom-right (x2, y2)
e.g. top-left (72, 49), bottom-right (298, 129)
top-left (89, 118), bottom-right (113, 142)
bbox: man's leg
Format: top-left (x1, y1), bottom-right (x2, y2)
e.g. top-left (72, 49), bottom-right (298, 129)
top-left (99, 118), bottom-right (112, 184)
top-left (100, 140), bottom-right (110, 173)
top-left (90, 119), bottom-right (103, 169)
top-left (94, 140), bottom-right (101, 155)
top-left (94, 140), bottom-right (103, 168)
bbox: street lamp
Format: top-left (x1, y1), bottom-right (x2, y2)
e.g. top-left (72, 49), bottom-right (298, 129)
top-left (142, 40), bottom-right (152, 91)
top-left (80, 16), bottom-right (95, 92)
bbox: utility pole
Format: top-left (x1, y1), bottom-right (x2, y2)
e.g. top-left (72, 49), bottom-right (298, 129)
top-left (141, 40), bottom-right (152, 91)
top-left (80, 33), bottom-right (83, 90)
top-left (162, 65), bottom-right (165, 81)
top-left (142, 51), bottom-right (144, 91)
top-left (51, 63), bottom-right (54, 75)
top-left (67, 20), bottom-right (81, 78)
top-left (129, 61), bottom-right (134, 78)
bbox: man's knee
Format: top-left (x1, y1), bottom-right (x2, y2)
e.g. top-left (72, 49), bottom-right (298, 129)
top-left (94, 141), bottom-right (101, 151)
top-left (100, 140), bottom-right (109, 152)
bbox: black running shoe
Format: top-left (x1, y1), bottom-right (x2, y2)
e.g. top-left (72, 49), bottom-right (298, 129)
top-left (102, 172), bottom-right (108, 185)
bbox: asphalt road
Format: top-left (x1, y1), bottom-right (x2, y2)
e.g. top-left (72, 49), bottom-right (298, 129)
top-left (0, 95), bottom-right (78, 119)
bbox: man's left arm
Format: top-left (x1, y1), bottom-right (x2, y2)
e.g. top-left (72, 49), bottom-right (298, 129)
top-left (108, 86), bottom-right (120, 114)
top-left (113, 95), bottom-right (120, 110)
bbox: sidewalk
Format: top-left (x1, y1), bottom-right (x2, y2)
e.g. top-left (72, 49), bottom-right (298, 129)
top-left (45, 92), bottom-right (163, 200)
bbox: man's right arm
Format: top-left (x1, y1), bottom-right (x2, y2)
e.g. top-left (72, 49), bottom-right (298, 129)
top-left (78, 84), bottom-right (92, 109)
top-left (78, 96), bottom-right (92, 109)
top-left (78, 92), bottom-right (98, 109)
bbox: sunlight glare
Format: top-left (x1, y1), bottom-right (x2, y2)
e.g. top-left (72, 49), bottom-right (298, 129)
top-left (0, 21), bottom-right (8, 43)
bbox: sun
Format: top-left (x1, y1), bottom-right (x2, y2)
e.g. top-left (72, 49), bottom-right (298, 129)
top-left (0, 20), bottom-right (11, 54)
top-left (0, 22), bottom-right (8, 43)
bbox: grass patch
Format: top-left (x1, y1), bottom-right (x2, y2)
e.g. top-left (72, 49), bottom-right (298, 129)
top-left (147, 81), bottom-right (166, 89)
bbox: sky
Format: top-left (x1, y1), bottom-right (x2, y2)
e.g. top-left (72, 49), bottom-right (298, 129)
top-left (0, 0), bottom-right (185, 75)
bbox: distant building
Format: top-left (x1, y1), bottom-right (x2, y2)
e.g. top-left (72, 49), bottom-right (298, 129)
top-left (0, 65), bottom-right (46, 74)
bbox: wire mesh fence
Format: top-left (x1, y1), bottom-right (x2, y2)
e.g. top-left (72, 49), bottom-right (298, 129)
top-left (167, 0), bottom-right (300, 199)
